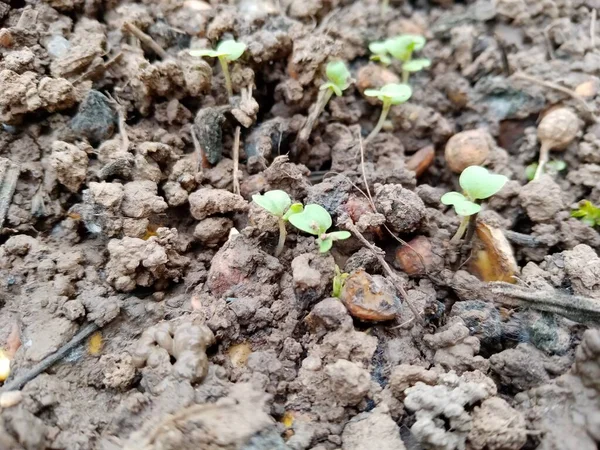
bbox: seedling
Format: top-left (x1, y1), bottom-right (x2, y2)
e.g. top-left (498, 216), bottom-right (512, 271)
top-left (332, 265), bottom-right (349, 298)
top-left (571, 200), bottom-right (600, 227)
top-left (369, 41), bottom-right (391, 66)
top-left (441, 165), bottom-right (508, 243)
top-left (288, 204), bottom-right (351, 252)
top-left (525, 160), bottom-right (566, 181)
top-left (533, 108), bottom-right (579, 180)
top-left (252, 190), bottom-right (303, 256)
top-left (189, 39), bottom-right (247, 98)
top-left (385, 35), bottom-right (429, 83)
top-left (363, 83), bottom-right (412, 144)
top-left (297, 61), bottom-right (352, 143)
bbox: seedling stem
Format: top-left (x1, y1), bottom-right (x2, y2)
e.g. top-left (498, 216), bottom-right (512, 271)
top-left (366, 99), bottom-right (391, 144)
top-left (219, 57), bottom-right (233, 98)
top-left (451, 216), bottom-right (470, 244)
top-left (276, 218), bottom-right (287, 257)
top-left (533, 142), bottom-right (551, 180)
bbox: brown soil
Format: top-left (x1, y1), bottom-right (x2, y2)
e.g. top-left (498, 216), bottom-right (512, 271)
top-left (1, 0), bottom-right (600, 449)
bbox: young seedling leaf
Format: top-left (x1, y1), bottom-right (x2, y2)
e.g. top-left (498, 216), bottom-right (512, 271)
top-left (283, 202), bottom-right (304, 221)
top-left (385, 35), bottom-right (426, 61)
top-left (403, 58), bottom-right (431, 73)
top-left (459, 165), bottom-right (508, 200)
top-left (289, 204), bottom-right (332, 235)
top-left (217, 39), bottom-right (246, 61)
top-left (318, 237), bottom-right (333, 253)
top-left (364, 83), bottom-right (412, 105)
top-left (369, 41), bottom-right (388, 55)
top-left (526, 160), bottom-right (566, 180)
top-left (441, 191), bottom-right (467, 205)
top-left (441, 192), bottom-right (481, 217)
top-left (454, 200), bottom-right (481, 216)
top-left (525, 163), bottom-right (537, 181)
top-left (571, 200), bottom-right (600, 227)
top-left (252, 190), bottom-right (292, 217)
top-left (320, 82), bottom-right (342, 97)
top-left (328, 231), bottom-right (351, 241)
top-left (325, 61), bottom-right (351, 94)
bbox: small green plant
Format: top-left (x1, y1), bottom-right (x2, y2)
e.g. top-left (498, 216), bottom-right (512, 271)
top-left (252, 190), bottom-right (303, 256)
top-left (288, 204), bottom-right (351, 252)
top-left (368, 35), bottom-right (429, 83)
top-left (525, 160), bottom-right (566, 181)
top-left (441, 165), bottom-right (508, 243)
top-left (369, 41), bottom-right (392, 66)
top-left (363, 83), bottom-right (412, 144)
top-left (332, 265), bottom-right (349, 298)
top-left (189, 39), bottom-right (246, 98)
top-left (297, 61), bottom-right (352, 143)
top-left (571, 200), bottom-right (600, 227)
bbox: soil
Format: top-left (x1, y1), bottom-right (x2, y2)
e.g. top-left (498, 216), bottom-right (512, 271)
top-left (1, 0), bottom-right (600, 449)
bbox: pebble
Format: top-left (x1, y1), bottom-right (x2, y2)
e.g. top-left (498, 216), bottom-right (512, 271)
top-left (0, 390), bottom-right (23, 408)
top-left (70, 90), bottom-right (117, 145)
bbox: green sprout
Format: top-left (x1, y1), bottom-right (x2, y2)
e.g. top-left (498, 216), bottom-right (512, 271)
top-left (369, 41), bottom-right (392, 66)
top-left (297, 61), bottom-right (352, 143)
top-left (288, 204), bottom-right (351, 253)
top-left (252, 190), bottom-right (303, 256)
top-left (571, 200), bottom-right (600, 227)
top-left (189, 39), bottom-right (246, 98)
top-left (525, 160), bottom-right (566, 181)
top-left (441, 166), bottom-right (508, 244)
top-left (382, 35), bottom-right (429, 83)
top-left (363, 83), bottom-right (412, 144)
top-left (332, 264), bottom-right (349, 298)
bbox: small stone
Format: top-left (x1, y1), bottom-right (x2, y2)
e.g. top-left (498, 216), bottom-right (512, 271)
top-left (0, 391), bottom-right (23, 408)
top-left (70, 90), bottom-right (117, 145)
top-left (340, 269), bottom-right (401, 321)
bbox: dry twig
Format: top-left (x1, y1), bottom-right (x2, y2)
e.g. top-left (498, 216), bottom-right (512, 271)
top-left (0, 158), bottom-right (20, 230)
top-left (123, 22), bottom-right (167, 59)
top-left (512, 71), bottom-right (598, 123)
top-left (232, 126), bottom-right (241, 195)
top-left (489, 282), bottom-right (600, 325)
top-left (0, 322), bottom-right (100, 392)
top-left (105, 93), bottom-right (130, 153)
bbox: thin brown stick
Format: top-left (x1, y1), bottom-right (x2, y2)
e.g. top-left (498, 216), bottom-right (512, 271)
top-left (232, 126), bottom-right (241, 195)
top-left (73, 52), bottom-right (123, 85)
top-left (0, 322), bottom-right (99, 392)
top-left (357, 134), bottom-right (429, 274)
top-left (0, 158), bottom-right (20, 230)
top-left (106, 93), bottom-right (130, 153)
top-left (191, 127), bottom-right (203, 177)
top-left (512, 71), bottom-right (598, 122)
top-left (344, 220), bottom-right (423, 325)
top-left (123, 22), bottom-right (167, 59)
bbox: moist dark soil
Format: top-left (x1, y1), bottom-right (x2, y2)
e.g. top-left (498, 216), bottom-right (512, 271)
top-left (1, 0), bottom-right (600, 449)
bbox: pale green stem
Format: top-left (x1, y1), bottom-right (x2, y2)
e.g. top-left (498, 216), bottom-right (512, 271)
top-left (275, 218), bottom-right (287, 257)
top-left (402, 70), bottom-right (410, 84)
top-left (364, 99), bottom-right (391, 144)
top-left (533, 142), bottom-right (551, 181)
top-left (219, 56), bottom-right (233, 98)
top-left (451, 216), bottom-right (470, 244)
